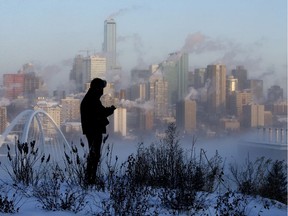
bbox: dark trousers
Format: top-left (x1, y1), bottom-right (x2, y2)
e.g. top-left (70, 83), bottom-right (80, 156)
top-left (85, 132), bottom-right (102, 185)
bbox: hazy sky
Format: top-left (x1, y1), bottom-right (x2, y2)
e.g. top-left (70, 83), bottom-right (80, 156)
top-left (0, 0), bottom-right (287, 92)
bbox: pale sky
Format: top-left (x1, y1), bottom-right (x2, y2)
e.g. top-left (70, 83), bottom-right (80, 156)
top-left (0, 0), bottom-right (287, 92)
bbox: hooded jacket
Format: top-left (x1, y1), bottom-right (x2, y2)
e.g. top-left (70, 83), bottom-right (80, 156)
top-left (80, 87), bottom-right (114, 134)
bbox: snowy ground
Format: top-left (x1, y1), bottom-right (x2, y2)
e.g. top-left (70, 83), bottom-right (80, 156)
top-left (0, 135), bottom-right (287, 215)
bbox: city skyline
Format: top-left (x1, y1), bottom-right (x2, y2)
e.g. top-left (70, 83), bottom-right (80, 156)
top-left (0, 0), bottom-right (287, 94)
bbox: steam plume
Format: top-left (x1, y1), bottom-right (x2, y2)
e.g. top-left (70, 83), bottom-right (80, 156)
top-left (181, 32), bottom-right (226, 54)
top-left (118, 99), bottom-right (153, 111)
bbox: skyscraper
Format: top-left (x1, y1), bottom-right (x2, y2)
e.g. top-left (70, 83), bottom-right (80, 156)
top-left (228, 90), bottom-right (252, 117)
top-left (206, 64), bottom-right (226, 115)
top-left (149, 71), bottom-right (168, 119)
top-left (232, 66), bottom-right (248, 90)
top-left (103, 18), bottom-right (117, 70)
top-left (70, 55), bottom-right (84, 92)
top-left (194, 68), bottom-right (207, 89)
top-left (226, 75), bottom-right (238, 114)
top-left (83, 55), bottom-right (106, 88)
top-left (249, 79), bottom-right (264, 103)
top-left (162, 52), bottom-right (189, 105)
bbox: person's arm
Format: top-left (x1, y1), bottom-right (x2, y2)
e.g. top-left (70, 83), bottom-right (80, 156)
top-left (104, 105), bottom-right (116, 117)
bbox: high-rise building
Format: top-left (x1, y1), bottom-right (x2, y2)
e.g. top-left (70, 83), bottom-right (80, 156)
top-left (232, 66), bottom-right (248, 90)
top-left (70, 55), bottom-right (85, 92)
top-left (162, 52), bottom-right (189, 105)
top-left (176, 99), bottom-right (197, 134)
top-left (60, 97), bottom-right (81, 124)
top-left (149, 72), bottom-right (168, 119)
top-left (226, 75), bottom-right (238, 114)
top-left (0, 106), bottom-right (7, 134)
top-left (3, 74), bottom-right (25, 99)
top-left (103, 18), bottom-right (117, 70)
top-left (206, 64), bottom-right (226, 114)
top-left (242, 104), bottom-right (264, 128)
top-left (83, 55), bottom-right (106, 86)
top-left (228, 90), bottom-right (253, 117)
top-left (4, 64), bottom-right (42, 100)
top-left (114, 107), bottom-right (127, 136)
top-left (23, 72), bottom-right (42, 100)
top-left (226, 76), bottom-right (238, 94)
top-left (249, 79), bottom-right (264, 103)
top-left (194, 68), bottom-right (207, 89)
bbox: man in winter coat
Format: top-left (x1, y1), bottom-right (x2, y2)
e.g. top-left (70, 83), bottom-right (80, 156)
top-left (80, 78), bottom-right (116, 185)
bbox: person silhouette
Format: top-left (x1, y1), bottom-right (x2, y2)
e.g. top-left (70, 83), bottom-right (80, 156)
top-left (80, 78), bottom-right (116, 185)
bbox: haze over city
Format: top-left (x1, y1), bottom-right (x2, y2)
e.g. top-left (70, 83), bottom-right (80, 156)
top-left (0, 0), bottom-right (287, 93)
top-left (0, 1), bottom-right (287, 215)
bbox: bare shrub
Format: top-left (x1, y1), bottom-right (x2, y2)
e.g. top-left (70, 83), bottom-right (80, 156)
top-left (33, 164), bottom-right (87, 213)
top-left (230, 157), bottom-right (287, 204)
top-left (3, 140), bottom-right (50, 186)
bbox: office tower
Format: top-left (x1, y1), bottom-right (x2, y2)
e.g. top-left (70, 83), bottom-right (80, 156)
top-left (18, 63), bottom-right (42, 100)
top-left (267, 85), bottom-right (284, 104)
top-left (206, 64), bottom-right (226, 114)
top-left (226, 75), bottom-right (238, 114)
top-left (83, 55), bottom-right (106, 88)
top-left (162, 52), bottom-right (189, 105)
top-left (4, 64), bottom-right (42, 100)
top-left (226, 76), bottom-right (238, 94)
top-left (0, 106), bottom-right (7, 134)
top-left (248, 79), bottom-right (264, 102)
top-left (3, 74), bottom-right (25, 99)
top-left (194, 68), bottom-right (207, 89)
top-left (23, 72), bottom-right (42, 100)
top-left (149, 72), bottom-right (168, 119)
top-left (114, 107), bottom-right (127, 136)
top-left (229, 90), bottom-right (252, 117)
top-left (103, 18), bottom-right (117, 70)
top-left (242, 104), bottom-right (264, 128)
top-left (60, 97), bottom-right (81, 124)
top-left (176, 99), bottom-right (197, 134)
top-left (70, 55), bottom-right (85, 92)
top-left (232, 66), bottom-right (248, 90)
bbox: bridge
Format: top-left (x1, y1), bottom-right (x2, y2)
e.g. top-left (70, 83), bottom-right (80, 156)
top-left (0, 109), bottom-right (72, 161)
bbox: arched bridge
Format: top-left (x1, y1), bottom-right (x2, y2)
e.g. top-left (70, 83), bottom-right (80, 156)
top-left (0, 109), bottom-right (71, 160)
